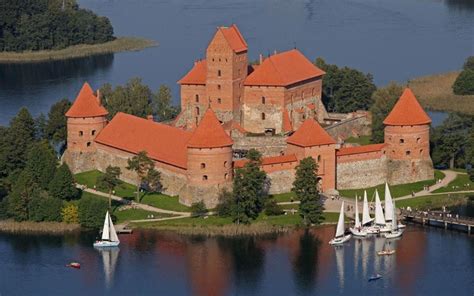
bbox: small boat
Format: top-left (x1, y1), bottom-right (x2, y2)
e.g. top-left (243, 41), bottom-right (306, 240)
top-left (384, 200), bottom-right (403, 239)
top-left (329, 201), bottom-right (352, 245)
top-left (93, 211), bottom-right (120, 248)
top-left (368, 274), bottom-right (383, 282)
top-left (350, 196), bottom-right (367, 237)
top-left (361, 190), bottom-right (373, 227)
top-left (374, 190), bottom-right (391, 233)
top-left (67, 262), bottom-right (81, 269)
top-left (377, 249), bottom-right (396, 256)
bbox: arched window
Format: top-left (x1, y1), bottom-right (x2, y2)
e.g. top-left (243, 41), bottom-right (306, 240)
top-left (416, 137), bottom-right (421, 143)
top-left (195, 94), bottom-right (199, 103)
top-left (262, 96), bottom-right (266, 104)
top-left (200, 163), bottom-right (206, 169)
top-left (79, 131), bottom-right (83, 136)
top-left (317, 155), bottom-right (321, 162)
top-left (224, 173), bottom-right (228, 180)
top-left (261, 113), bottom-right (266, 120)
top-left (224, 161), bottom-right (228, 168)
top-left (217, 98), bottom-right (222, 104)
top-left (91, 130), bottom-right (96, 136)
top-left (217, 70), bottom-right (221, 77)
top-left (420, 149), bottom-right (423, 155)
top-left (399, 138), bottom-right (404, 144)
top-left (217, 85), bottom-right (221, 90)
top-left (86, 142), bottom-right (91, 147)
top-left (202, 175), bottom-right (208, 181)
top-left (406, 150), bottom-right (411, 156)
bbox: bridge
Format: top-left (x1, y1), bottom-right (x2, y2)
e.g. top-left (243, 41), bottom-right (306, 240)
top-left (401, 209), bottom-right (474, 234)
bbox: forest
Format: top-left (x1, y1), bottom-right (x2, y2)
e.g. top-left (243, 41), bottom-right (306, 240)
top-left (0, 0), bottom-right (114, 52)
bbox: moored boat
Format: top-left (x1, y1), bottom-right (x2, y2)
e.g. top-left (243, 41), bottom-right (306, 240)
top-left (350, 196), bottom-right (367, 237)
top-left (377, 249), bottom-right (396, 256)
top-left (384, 200), bottom-right (403, 239)
top-left (329, 201), bottom-right (352, 245)
top-left (94, 211), bottom-right (120, 248)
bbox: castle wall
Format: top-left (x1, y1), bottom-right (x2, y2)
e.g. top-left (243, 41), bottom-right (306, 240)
top-left (232, 135), bottom-right (288, 156)
top-left (67, 116), bottom-right (107, 152)
top-left (325, 114), bottom-right (372, 142)
top-left (267, 169), bottom-right (296, 194)
top-left (387, 159), bottom-right (434, 186)
top-left (336, 153), bottom-right (387, 189)
top-left (384, 125), bottom-right (431, 160)
top-left (242, 86), bottom-right (285, 133)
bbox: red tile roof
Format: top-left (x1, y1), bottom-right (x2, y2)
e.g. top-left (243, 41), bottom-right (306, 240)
top-left (66, 82), bottom-right (108, 118)
top-left (187, 109), bottom-right (233, 148)
top-left (287, 119), bottom-right (336, 147)
top-left (383, 88), bottom-right (431, 126)
top-left (223, 120), bottom-right (247, 134)
top-left (234, 154), bottom-right (298, 168)
top-left (244, 49), bottom-right (325, 87)
top-left (282, 108), bottom-right (293, 132)
top-left (178, 60), bottom-right (207, 85)
top-left (337, 143), bottom-right (385, 156)
top-left (95, 112), bottom-right (192, 169)
top-left (219, 24), bottom-right (248, 53)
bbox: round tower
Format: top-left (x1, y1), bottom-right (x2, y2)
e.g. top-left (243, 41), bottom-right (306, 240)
top-left (383, 88), bottom-right (433, 183)
top-left (65, 82), bottom-right (108, 153)
top-left (183, 109), bottom-right (233, 207)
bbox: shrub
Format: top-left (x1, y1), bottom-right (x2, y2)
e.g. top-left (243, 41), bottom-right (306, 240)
top-left (29, 194), bottom-right (63, 222)
top-left (216, 189), bottom-right (234, 217)
top-left (190, 201), bottom-right (208, 218)
top-left (78, 194), bottom-right (108, 229)
top-left (61, 203), bottom-right (79, 224)
top-left (452, 69), bottom-right (474, 95)
top-left (264, 199), bottom-right (284, 216)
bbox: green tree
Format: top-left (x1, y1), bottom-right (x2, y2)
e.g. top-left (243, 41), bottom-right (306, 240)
top-left (29, 194), bottom-right (63, 222)
top-left (292, 157), bottom-right (324, 226)
top-left (369, 82), bottom-right (403, 143)
top-left (78, 193), bottom-right (108, 229)
top-left (25, 141), bottom-right (57, 190)
top-left (190, 201), bottom-right (208, 218)
top-left (126, 151), bottom-right (154, 201)
top-left (97, 165), bottom-right (121, 208)
top-left (153, 85), bottom-right (180, 121)
top-left (7, 170), bottom-right (39, 221)
top-left (216, 189), bottom-right (234, 217)
top-left (453, 69), bottom-right (474, 95)
top-left (48, 163), bottom-right (78, 200)
top-left (45, 99), bottom-right (72, 144)
top-left (463, 56), bottom-right (474, 71)
top-left (232, 149), bottom-right (267, 224)
top-left (143, 168), bottom-right (162, 194)
top-left (264, 199), bottom-right (284, 216)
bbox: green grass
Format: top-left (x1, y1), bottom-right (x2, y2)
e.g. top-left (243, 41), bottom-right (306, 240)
top-left (432, 173), bottom-right (473, 193)
top-left (113, 208), bottom-right (170, 224)
top-left (339, 170), bottom-right (445, 200)
top-left (271, 192), bottom-right (296, 203)
top-left (451, 168), bottom-right (467, 173)
top-left (395, 194), bottom-right (467, 210)
top-left (280, 204), bottom-right (299, 210)
top-left (345, 135), bottom-right (372, 145)
top-left (136, 216), bottom-right (233, 227)
top-left (140, 194), bottom-right (191, 212)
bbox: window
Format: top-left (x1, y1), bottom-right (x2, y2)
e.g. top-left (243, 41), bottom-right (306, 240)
top-left (416, 137), bottom-right (421, 143)
top-left (224, 161), bottom-right (228, 167)
top-left (200, 163), bottom-right (206, 169)
top-left (261, 113), bottom-right (266, 120)
top-left (317, 155), bottom-right (321, 162)
top-left (238, 69), bottom-right (241, 75)
top-left (406, 150), bottom-right (411, 156)
top-left (195, 94), bottom-right (199, 103)
top-left (79, 131), bottom-right (83, 136)
top-left (217, 98), bottom-right (222, 104)
top-left (219, 58), bottom-right (221, 62)
top-left (420, 149), bottom-right (423, 155)
top-left (217, 70), bottom-right (221, 77)
top-left (86, 142), bottom-right (91, 147)
top-left (202, 175), bottom-right (208, 181)
top-left (262, 96), bottom-right (266, 104)
top-left (399, 138), bottom-right (404, 144)
top-left (91, 130), bottom-right (96, 136)
top-left (196, 107), bottom-right (200, 116)
top-left (217, 84), bottom-right (221, 90)
top-left (224, 173), bottom-right (228, 180)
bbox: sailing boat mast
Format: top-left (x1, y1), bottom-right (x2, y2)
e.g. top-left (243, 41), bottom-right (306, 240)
top-left (362, 190), bottom-right (372, 226)
top-left (384, 183), bottom-right (394, 222)
top-left (374, 189), bottom-right (386, 226)
top-left (354, 196), bottom-right (361, 228)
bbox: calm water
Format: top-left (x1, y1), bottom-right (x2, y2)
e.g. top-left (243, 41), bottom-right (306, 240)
top-left (0, 225), bottom-right (472, 295)
top-left (0, 0), bottom-right (473, 125)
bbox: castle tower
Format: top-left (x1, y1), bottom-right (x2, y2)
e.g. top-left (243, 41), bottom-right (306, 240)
top-left (286, 119), bottom-right (337, 192)
top-left (383, 88), bottom-right (434, 183)
top-left (65, 82), bottom-right (108, 153)
top-left (205, 24), bottom-right (248, 123)
top-left (181, 109), bottom-right (234, 207)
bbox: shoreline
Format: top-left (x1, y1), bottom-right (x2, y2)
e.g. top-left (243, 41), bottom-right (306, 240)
top-left (0, 220), bottom-right (80, 234)
top-left (0, 37), bottom-right (157, 63)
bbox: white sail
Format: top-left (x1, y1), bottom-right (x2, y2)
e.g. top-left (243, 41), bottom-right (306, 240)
top-left (362, 190), bottom-right (372, 225)
top-left (335, 201), bottom-right (345, 238)
top-left (391, 200), bottom-right (398, 232)
top-left (354, 196), bottom-right (361, 228)
top-left (384, 183), bottom-right (393, 222)
top-left (109, 213), bottom-right (119, 243)
top-left (101, 211), bottom-right (110, 241)
top-left (374, 190), bottom-right (386, 226)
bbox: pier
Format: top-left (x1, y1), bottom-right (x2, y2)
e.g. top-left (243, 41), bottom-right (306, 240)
top-left (401, 209), bottom-right (474, 234)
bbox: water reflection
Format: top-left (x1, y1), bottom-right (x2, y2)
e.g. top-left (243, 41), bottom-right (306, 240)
top-left (292, 230), bottom-right (321, 294)
top-left (98, 248), bottom-right (120, 289)
top-left (444, 0), bottom-right (474, 10)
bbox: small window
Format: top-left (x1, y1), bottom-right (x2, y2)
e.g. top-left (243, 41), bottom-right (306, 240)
top-left (217, 85), bottom-right (221, 90)
top-left (262, 96), bottom-right (266, 104)
top-left (219, 58), bottom-right (221, 62)
top-left (416, 137), bottom-right (421, 143)
top-left (224, 173), bottom-right (228, 180)
top-left (217, 98), bottom-right (222, 104)
top-left (196, 107), bottom-right (200, 116)
top-left (225, 58), bottom-right (228, 62)
top-left (200, 163), bottom-right (206, 169)
top-left (212, 58), bottom-right (215, 62)
top-left (217, 70), bottom-right (221, 77)
top-left (317, 155), bottom-right (321, 162)
top-left (79, 131), bottom-right (83, 136)
top-left (261, 113), bottom-right (266, 120)
top-left (195, 94), bottom-right (199, 103)
top-left (400, 139), bottom-right (404, 144)
top-left (420, 149), bottom-right (423, 155)
top-left (91, 130), bottom-right (96, 136)
top-left (406, 150), bottom-right (411, 156)
top-left (86, 142), bottom-right (91, 147)
top-left (224, 161), bottom-right (228, 168)
top-left (202, 175), bottom-right (208, 181)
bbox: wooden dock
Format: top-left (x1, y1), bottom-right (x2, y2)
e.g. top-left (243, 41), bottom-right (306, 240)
top-left (401, 210), bottom-right (474, 234)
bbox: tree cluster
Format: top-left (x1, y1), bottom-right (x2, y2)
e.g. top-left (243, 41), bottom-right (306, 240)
top-left (453, 56), bottom-right (474, 95)
top-left (314, 57), bottom-right (377, 113)
top-left (0, 0), bottom-right (115, 52)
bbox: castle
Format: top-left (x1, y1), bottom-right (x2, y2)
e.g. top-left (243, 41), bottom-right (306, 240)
top-left (63, 25), bottom-right (434, 207)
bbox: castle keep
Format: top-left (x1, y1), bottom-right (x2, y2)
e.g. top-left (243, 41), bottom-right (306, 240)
top-left (63, 25), bottom-right (434, 207)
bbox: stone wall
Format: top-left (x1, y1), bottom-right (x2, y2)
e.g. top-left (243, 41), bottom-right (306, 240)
top-left (336, 156), bottom-right (388, 189)
top-left (387, 159), bottom-right (434, 186)
top-left (267, 169), bottom-right (295, 194)
top-left (325, 114), bottom-right (371, 142)
top-left (62, 150), bottom-right (97, 174)
top-left (179, 182), bottom-right (232, 208)
top-left (232, 135), bottom-right (288, 156)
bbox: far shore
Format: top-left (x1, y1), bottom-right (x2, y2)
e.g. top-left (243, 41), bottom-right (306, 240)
top-left (0, 37), bottom-right (157, 63)
top-left (0, 220), bottom-right (80, 234)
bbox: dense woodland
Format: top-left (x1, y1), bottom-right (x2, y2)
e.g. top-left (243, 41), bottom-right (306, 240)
top-left (0, 0), bottom-right (114, 52)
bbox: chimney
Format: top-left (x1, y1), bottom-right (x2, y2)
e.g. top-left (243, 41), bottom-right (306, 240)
top-left (259, 54), bottom-right (263, 64)
top-left (147, 115), bottom-right (154, 121)
top-left (96, 89), bottom-right (101, 104)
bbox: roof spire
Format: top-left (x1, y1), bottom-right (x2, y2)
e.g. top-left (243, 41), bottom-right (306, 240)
top-left (187, 109), bottom-right (233, 148)
top-left (65, 82), bottom-right (108, 118)
top-left (383, 88), bottom-right (431, 126)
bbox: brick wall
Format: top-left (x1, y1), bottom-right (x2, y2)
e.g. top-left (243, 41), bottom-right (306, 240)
top-left (232, 135), bottom-right (288, 156)
top-left (336, 154), bottom-right (387, 189)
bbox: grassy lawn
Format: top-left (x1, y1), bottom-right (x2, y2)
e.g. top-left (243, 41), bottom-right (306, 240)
top-left (339, 170), bottom-right (445, 200)
top-left (113, 208), bottom-right (171, 224)
top-left (395, 194), bottom-right (467, 210)
top-left (271, 192), bottom-right (297, 203)
top-left (140, 194), bottom-right (191, 212)
top-left (345, 135), bottom-right (372, 145)
top-left (432, 173), bottom-right (473, 193)
top-left (451, 168), bottom-right (467, 173)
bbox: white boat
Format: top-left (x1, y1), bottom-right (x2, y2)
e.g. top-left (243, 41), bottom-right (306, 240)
top-left (329, 201), bottom-right (352, 245)
top-left (384, 183), bottom-right (406, 229)
top-left (94, 211), bottom-right (120, 248)
top-left (362, 190), bottom-right (373, 226)
top-left (374, 189), bottom-right (391, 233)
top-left (350, 196), bottom-right (367, 237)
top-left (384, 200), bottom-right (403, 239)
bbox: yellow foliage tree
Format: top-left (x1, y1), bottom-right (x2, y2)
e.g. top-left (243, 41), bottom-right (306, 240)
top-left (61, 204), bottom-right (79, 224)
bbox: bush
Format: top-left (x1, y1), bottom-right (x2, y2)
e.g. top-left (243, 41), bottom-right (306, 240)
top-left (190, 201), bottom-right (208, 218)
top-left (216, 189), bottom-right (234, 217)
top-left (264, 199), bottom-right (284, 216)
top-left (61, 203), bottom-right (79, 224)
top-left (78, 194), bottom-right (108, 229)
top-left (29, 194), bottom-right (63, 222)
top-left (453, 69), bottom-right (474, 95)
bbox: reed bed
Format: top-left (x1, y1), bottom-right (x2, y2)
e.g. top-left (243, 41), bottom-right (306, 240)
top-left (0, 220), bottom-right (80, 234)
top-left (0, 37), bottom-right (157, 63)
top-left (409, 71), bottom-right (474, 115)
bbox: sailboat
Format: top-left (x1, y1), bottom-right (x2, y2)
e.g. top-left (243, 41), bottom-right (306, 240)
top-left (93, 211), bottom-right (120, 248)
top-left (384, 200), bottom-right (403, 239)
top-left (329, 201), bottom-right (352, 245)
top-left (361, 190), bottom-right (378, 234)
top-left (384, 183), bottom-right (406, 229)
top-left (350, 196), bottom-right (367, 237)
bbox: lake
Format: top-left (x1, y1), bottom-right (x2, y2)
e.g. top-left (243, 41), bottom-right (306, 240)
top-left (0, 225), bottom-right (472, 295)
top-left (0, 0), bottom-right (473, 125)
